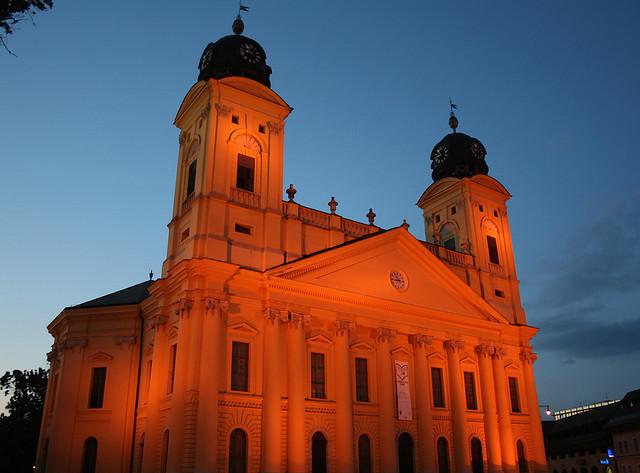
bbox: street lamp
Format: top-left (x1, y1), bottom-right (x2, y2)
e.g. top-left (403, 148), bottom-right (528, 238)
top-left (539, 404), bottom-right (552, 416)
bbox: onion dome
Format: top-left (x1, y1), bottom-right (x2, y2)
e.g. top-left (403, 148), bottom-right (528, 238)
top-left (197, 17), bottom-right (272, 88)
top-left (430, 115), bottom-right (489, 182)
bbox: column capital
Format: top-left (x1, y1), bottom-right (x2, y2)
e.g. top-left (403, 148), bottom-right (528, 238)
top-left (444, 339), bottom-right (465, 354)
top-left (214, 102), bottom-right (231, 117)
top-left (152, 314), bottom-right (169, 331)
top-left (519, 348), bottom-right (537, 364)
top-left (375, 327), bottom-right (395, 343)
top-left (491, 345), bottom-right (507, 360)
top-left (115, 335), bottom-right (137, 346)
top-left (475, 343), bottom-right (496, 358)
top-left (204, 297), bottom-right (229, 314)
top-left (60, 337), bottom-right (88, 352)
top-left (288, 311), bottom-right (311, 328)
top-left (175, 298), bottom-right (194, 317)
top-left (263, 307), bottom-right (288, 324)
top-left (334, 319), bottom-right (355, 336)
top-left (409, 333), bottom-right (433, 348)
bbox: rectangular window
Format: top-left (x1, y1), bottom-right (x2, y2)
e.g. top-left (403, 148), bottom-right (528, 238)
top-left (88, 367), bottom-right (107, 408)
top-left (508, 376), bottom-right (521, 413)
top-left (355, 357), bottom-right (369, 402)
top-left (443, 238), bottom-right (456, 250)
top-left (186, 160), bottom-right (197, 197)
top-left (167, 344), bottom-right (177, 394)
top-left (464, 371), bottom-right (478, 410)
top-left (231, 341), bottom-right (249, 391)
top-left (311, 352), bottom-right (326, 399)
top-left (234, 223), bottom-right (252, 235)
top-left (487, 236), bottom-right (500, 264)
top-left (236, 154), bottom-right (255, 192)
top-left (431, 367), bottom-right (445, 408)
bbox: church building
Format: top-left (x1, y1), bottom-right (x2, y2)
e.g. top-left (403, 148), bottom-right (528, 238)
top-left (36, 16), bottom-right (547, 473)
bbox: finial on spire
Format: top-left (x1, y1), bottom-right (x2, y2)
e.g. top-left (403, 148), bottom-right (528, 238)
top-left (448, 97), bottom-right (458, 132)
top-left (286, 184), bottom-right (297, 202)
top-left (366, 208), bottom-right (376, 225)
top-left (233, 1), bottom-right (249, 34)
top-left (328, 197), bottom-right (338, 215)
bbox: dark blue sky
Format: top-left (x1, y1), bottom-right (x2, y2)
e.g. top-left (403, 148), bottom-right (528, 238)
top-left (2, 0), bottom-right (639, 412)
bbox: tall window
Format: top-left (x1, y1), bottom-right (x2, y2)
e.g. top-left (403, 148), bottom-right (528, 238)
top-left (431, 367), bottom-right (445, 408)
top-left (88, 367), bottom-right (107, 408)
top-left (508, 377), bottom-right (521, 413)
top-left (471, 437), bottom-right (484, 473)
top-left (229, 429), bottom-right (248, 473)
top-left (358, 435), bottom-right (372, 473)
top-left (440, 223), bottom-right (457, 250)
top-left (312, 432), bottom-right (328, 473)
top-left (437, 437), bottom-right (450, 473)
top-left (355, 357), bottom-right (369, 402)
top-left (167, 344), bottom-right (177, 394)
top-left (464, 371), bottom-right (478, 410)
top-left (236, 154), bottom-right (255, 192)
top-left (398, 432), bottom-right (414, 473)
top-left (160, 430), bottom-right (169, 473)
top-left (487, 236), bottom-right (500, 264)
top-left (311, 352), bottom-right (326, 399)
top-left (81, 437), bottom-right (98, 473)
top-left (186, 159), bottom-right (197, 197)
top-left (231, 341), bottom-right (249, 391)
top-left (517, 440), bottom-right (528, 473)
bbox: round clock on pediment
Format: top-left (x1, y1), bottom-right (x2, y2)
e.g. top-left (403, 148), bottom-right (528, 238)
top-left (389, 270), bottom-right (408, 291)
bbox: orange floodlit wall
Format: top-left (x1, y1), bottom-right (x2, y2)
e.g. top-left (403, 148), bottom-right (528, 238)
top-left (36, 75), bottom-right (548, 473)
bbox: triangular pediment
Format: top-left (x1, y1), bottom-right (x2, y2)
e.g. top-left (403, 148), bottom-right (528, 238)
top-left (227, 320), bottom-right (259, 336)
top-left (268, 228), bottom-right (509, 325)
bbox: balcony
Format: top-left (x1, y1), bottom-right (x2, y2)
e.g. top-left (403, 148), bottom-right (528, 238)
top-left (422, 242), bottom-right (475, 268)
top-left (231, 187), bottom-right (261, 208)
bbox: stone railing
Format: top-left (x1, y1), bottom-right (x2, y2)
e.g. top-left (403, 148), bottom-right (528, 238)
top-left (488, 262), bottom-right (504, 274)
top-left (284, 202), bottom-right (377, 239)
top-left (181, 193), bottom-right (194, 213)
top-left (231, 187), bottom-right (261, 208)
top-left (422, 242), bottom-right (474, 267)
top-left (299, 206), bottom-right (330, 227)
top-left (341, 218), bottom-right (373, 238)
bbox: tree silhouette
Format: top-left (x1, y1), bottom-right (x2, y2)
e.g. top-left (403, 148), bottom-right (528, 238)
top-left (0, 368), bottom-right (48, 473)
top-left (1, 0), bottom-right (54, 55)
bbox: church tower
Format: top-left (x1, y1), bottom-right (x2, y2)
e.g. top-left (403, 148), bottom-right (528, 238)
top-left (163, 17), bottom-right (292, 276)
top-left (417, 113), bottom-right (527, 324)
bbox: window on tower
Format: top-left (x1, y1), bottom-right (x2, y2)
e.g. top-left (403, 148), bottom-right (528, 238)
top-left (440, 223), bottom-right (457, 251)
top-left (186, 159), bottom-right (197, 197)
top-left (88, 367), bottom-right (107, 408)
top-left (487, 236), bottom-right (500, 264)
top-left (236, 154), bottom-right (255, 192)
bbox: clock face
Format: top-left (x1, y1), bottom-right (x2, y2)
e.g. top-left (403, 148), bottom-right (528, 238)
top-left (471, 142), bottom-right (485, 160)
top-left (389, 270), bottom-right (407, 291)
top-left (199, 45), bottom-right (214, 70)
top-left (239, 42), bottom-right (262, 64)
top-left (433, 145), bottom-right (448, 165)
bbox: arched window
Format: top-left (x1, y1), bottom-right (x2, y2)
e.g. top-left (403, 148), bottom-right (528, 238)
top-left (312, 432), bottom-right (327, 473)
top-left (517, 440), bottom-right (528, 473)
top-left (81, 437), bottom-right (98, 473)
top-left (358, 434), bottom-right (372, 473)
top-left (471, 437), bottom-right (484, 473)
top-left (160, 430), bottom-right (169, 473)
top-left (437, 437), bottom-right (450, 473)
top-left (136, 433), bottom-right (145, 473)
top-left (439, 223), bottom-right (457, 250)
top-left (229, 429), bottom-right (248, 473)
top-left (398, 432), bottom-right (414, 473)
top-left (184, 141), bottom-right (199, 199)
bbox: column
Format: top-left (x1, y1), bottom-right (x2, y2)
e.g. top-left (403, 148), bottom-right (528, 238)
top-left (492, 346), bottom-right (516, 473)
top-left (262, 308), bottom-right (284, 473)
top-left (376, 328), bottom-right (397, 473)
top-left (335, 320), bottom-right (355, 473)
top-left (287, 312), bottom-right (308, 473)
top-left (411, 334), bottom-right (436, 473)
top-left (520, 349), bottom-right (547, 473)
top-left (183, 300), bottom-right (205, 469)
top-left (194, 298), bottom-right (228, 472)
top-left (445, 339), bottom-right (470, 473)
top-left (142, 316), bottom-right (168, 473)
top-left (475, 344), bottom-right (503, 473)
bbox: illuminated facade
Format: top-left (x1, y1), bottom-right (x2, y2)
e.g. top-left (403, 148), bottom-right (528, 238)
top-left (36, 18), bottom-right (547, 473)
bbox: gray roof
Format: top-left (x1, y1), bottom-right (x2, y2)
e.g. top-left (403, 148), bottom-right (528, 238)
top-left (71, 280), bottom-right (154, 309)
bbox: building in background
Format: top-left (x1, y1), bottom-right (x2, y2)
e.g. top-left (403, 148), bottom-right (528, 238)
top-left (35, 17), bottom-right (547, 473)
top-left (543, 390), bottom-right (640, 473)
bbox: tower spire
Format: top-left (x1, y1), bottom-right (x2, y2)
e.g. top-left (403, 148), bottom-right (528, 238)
top-left (448, 97), bottom-right (458, 132)
top-left (233, 1), bottom-right (249, 34)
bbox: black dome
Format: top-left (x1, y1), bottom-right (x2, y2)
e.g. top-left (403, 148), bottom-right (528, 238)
top-left (197, 20), bottom-right (272, 88)
top-left (430, 131), bottom-right (489, 182)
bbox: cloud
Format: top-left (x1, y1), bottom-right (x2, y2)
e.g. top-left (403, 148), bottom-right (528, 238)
top-left (534, 317), bottom-right (640, 358)
top-left (528, 197), bottom-right (640, 360)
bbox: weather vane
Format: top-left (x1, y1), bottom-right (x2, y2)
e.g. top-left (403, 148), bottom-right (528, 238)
top-left (448, 97), bottom-right (459, 132)
top-left (238, 1), bottom-right (249, 18)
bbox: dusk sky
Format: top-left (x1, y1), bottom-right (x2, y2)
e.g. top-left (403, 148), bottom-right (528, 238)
top-left (1, 0), bottom-right (639, 413)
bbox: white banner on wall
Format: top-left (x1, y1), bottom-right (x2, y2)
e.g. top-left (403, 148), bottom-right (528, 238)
top-left (394, 360), bottom-right (413, 420)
